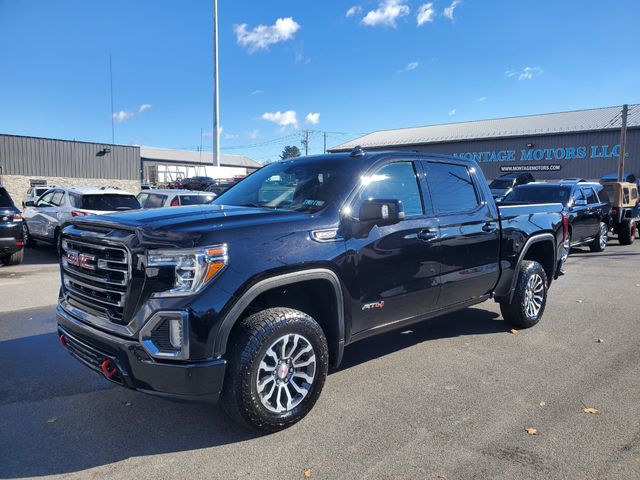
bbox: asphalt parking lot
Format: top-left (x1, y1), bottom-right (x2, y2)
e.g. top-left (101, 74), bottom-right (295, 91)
top-left (1, 242), bottom-right (639, 480)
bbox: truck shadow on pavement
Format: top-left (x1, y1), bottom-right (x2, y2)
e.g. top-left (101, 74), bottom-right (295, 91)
top-left (0, 307), bottom-right (506, 478)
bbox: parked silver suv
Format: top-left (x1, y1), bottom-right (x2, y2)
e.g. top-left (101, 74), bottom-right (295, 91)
top-left (22, 186), bottom-right (141, 249)
top-left (136, 189), bottom-right (216, 208)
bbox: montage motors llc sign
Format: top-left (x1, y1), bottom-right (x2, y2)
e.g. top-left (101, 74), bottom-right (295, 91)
top-left (452, 144), bottom-right (624, 164)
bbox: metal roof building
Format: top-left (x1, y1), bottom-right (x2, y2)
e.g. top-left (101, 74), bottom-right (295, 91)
top-left (140, 147), bottom-right (261, 170)
top-left (330, 105), bottom-right (640, 180)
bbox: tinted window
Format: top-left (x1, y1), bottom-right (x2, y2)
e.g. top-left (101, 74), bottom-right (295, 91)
top-left (583, 188), bottom-right (598, 205)
top-left (502, 185), bottom-right (573, 206)
top-left (137, 192), bottom-right (167, 208)
top-left (632, 188), bottom-right (638, 200)
top-left (179, 194), bottom-right (215, 205)
top-left (489, 179), bottom-right (513, 189)
top-left (623, 188), bottom-right (630, 204)
top-left (359, 162), bottom-right (424, 216)
top-left (36, 188), bottom-right (49, 197)
top-left (0, 188), bottom-right (15, 208)
top-left (79, 194), bottom-right (141, 211)
top-left (426, 162), bottom-right (479, 214)
top-left (51, 191), bottom-right (65, 206)
top-left (596, 186), bottom-right (610, 204)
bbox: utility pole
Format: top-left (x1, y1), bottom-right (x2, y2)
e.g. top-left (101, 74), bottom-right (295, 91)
top-left (212, 0), bottom-right (220, 168)
top-left (301, 130), bottom-right (309, 156)
top-left (323, 131), bottom-right (327, 153)
top-left (109, 55), bottom-right (115, 144)
top-left (618, 104), bottom-right (628, 182)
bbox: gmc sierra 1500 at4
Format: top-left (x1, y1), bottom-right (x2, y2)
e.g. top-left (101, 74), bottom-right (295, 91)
top-left (56, 148), bottom-right (568, 432)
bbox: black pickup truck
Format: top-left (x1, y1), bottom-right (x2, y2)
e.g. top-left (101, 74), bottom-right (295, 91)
top-left (56, 150), bottom-right (567, 432)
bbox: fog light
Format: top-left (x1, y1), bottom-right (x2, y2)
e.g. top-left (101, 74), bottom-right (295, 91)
top-left (169, 319), bottom-right (182, 349)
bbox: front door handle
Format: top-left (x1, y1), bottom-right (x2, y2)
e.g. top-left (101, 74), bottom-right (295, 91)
top-left (417, 229), bottom-right (438, 242)
top-left (482, 222), bottom-right (498, 233)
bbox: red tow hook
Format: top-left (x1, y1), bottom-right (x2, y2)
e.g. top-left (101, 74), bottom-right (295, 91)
top-left (101, 359), bottom-right (119, 379)
top-left (59, 334), bottom-right (68, 348)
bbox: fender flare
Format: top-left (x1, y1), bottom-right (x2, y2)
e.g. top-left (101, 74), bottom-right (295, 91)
top-left (507, 233), bottom-right (556, 303)
top-left (213, 268), bottom-right (345, 366)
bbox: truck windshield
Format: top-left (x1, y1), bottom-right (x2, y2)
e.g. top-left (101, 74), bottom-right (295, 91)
top-left (502, 185), bottom-right (572, 206)
top-left (214, 158), bottom-right (358, 213)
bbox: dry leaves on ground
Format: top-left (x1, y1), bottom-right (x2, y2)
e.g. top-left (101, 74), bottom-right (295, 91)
top-left (525, 427), bottom-right (539, 435)
top-left (576, 299), bottom-right (583, 303)
top-left (539, 401), bottom-right (546, 407)
top-left (596, 338), bottom-right (604, 343)
top-left (510, 329), bottom-right (518, 334)
top-left (303, 469), bottom-right (313, 478)
top-left (583, 407), bottom-right (599, 414)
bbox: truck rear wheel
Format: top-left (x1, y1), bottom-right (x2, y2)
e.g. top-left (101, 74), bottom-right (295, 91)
top-left (2, 249), bottom-right (24, 266)
top-left (618, 220), bottom-right (635, 245)
top-left (500, 260), bottom-right (548, 329)
top-left (221, 307), bottom-right (329, 433)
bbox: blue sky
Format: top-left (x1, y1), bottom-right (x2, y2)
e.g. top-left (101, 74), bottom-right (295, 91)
top-left (1, 0), bottom-right (639, 163)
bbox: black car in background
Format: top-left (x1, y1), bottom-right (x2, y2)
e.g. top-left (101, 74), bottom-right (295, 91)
top-left (0, 186), bottom-right (25, 265)
top-left (205, 178), bottom-right (240, 196)
top-left (502, 181), bottom-right (610, 252)
top-left (489, 172), bottom-right (535, 200)
top-left (178, 176), bottom-right (216, 191)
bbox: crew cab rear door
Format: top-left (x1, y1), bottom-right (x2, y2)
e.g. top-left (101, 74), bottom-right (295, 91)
top-left (347, 159), bottom-right (441, 334)
top-left (421, 160), bottom-right (500, 307)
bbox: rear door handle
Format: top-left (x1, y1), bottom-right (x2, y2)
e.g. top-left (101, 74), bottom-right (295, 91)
top-left (416, 229), bottom-right (438, 242)
top-left (482, 222), bottom-right (498, 233)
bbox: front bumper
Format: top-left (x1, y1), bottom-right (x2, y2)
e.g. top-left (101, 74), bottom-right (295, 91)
top-left (56, 305), bottom-right (226, 403)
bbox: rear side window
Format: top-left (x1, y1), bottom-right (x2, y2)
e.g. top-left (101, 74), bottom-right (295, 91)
top-left (51, 191), bottom-right (65, 206)
top-left (179, 194), bottom-right (215, 206)
top-left (137, 193), bottom-right (167, 208)
top-left (79, 194), bottom-right (141, 211)
top-left (596, 186), bottom-right (610, 205)
top-left (359, 162), bottom-right (424, 217)
top-left (425, 162), bottom-right (479, 214)
top-left (623, 188), bottom-right (630, 204)
top-left (583, 188), bottom-right (598, 205)
top-left (0, 188), bottom-right (15, 208)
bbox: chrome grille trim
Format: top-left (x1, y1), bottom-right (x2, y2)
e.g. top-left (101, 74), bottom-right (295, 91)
top-left (61, 234), bottom-right (131, 324)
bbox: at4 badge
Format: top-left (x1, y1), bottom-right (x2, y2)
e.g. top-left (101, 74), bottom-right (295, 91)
top-left (362, 300), bottom-right (385, 311)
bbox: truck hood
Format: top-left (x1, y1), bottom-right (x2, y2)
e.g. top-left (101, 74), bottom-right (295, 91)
top-left (70, 204), bottom-right (312, 247)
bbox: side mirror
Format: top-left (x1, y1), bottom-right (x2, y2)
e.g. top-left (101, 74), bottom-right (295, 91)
top-left (352, 199), bottom-right (405, 237)
top-left (575, 199), bottom-right (587, 206)
top-left (25, 200), bottom-right (35, 207)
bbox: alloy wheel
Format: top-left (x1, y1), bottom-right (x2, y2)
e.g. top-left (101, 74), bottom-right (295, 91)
top-left (599, 223), bottom-right (608, 249)
top-left (256, 333), bottom-right (317, 414)
top-left (524, 273), bottom-right (544, 319)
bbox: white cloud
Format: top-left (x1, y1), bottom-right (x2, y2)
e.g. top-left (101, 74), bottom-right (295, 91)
top-left (112, 104), bottom-right (151, 123)
top-left (224, 132), bottom-right (239, 140)
top-left (346, 5), bottom-right (362, 17)
top-left (362, 0), bottom-right (410, 27)
top-left (234, 17), bottom-right (300, 53)
top-left (476, 96), bottom-right (487, 102)
top-left (397, 61), bottom-right (419, 73)
top-left (443, 0), bottom-right (462, 20)
top-left (250, 89), bottom-right (263, 96)
top-left (518, 66), bottom-right (544, 80)
top-left (112, 110), bottom-right (135, 123)
top-left (247, 129), bottom-right (260, 139)
top-left (416, 3), bottom-right (435, 26)
top-left (505, 66), bottom-right (544, 80)
top-left (261, 110), bottom-right (298, 127)
top-left (448, 108), bottom-right (456, 116)
top-left (305, 112), bottom-right (320, 125)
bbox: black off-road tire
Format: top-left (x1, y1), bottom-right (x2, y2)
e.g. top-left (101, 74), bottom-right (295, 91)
top-left (500, 260), bottom-right (548, 329)
top-left (2, 249), bottom-right (24, 266)
top-left (589, 221), bottom-right (608, 252)
top-left (618, 220), bottom-right (635, 245)
top-left (221, 307), bottom-right (329, 433)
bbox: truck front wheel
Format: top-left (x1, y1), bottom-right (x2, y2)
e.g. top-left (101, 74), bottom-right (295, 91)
top-left (221, 307), bottom-right (329, 433)
top-left (500, 260), bottom-right (548, 329)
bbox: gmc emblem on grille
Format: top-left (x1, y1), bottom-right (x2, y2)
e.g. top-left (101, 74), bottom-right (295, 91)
top-left (66, 250), bottom-right (96, 270)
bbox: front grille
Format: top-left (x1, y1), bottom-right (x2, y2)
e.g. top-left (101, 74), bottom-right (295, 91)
top-left (61, 236), bottom-right (130, 324)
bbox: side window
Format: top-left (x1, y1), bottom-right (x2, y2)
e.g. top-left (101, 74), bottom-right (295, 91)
top-left (583, 188), bottom-right (598, 205)
top-left (631, 188), bottom-right (638, 200)
top-left (37, 191), bottom-right (55, 206)
top-left (596, 186), bottom-right (610, 205)
top-left (359, 162), bottom-right (424, 217)
top-left (623, 188), bottom-right (630, 204)
top-left (425, 162), bottom-right (479, 215)
top-left (51, 191), bottom-right (64, 206)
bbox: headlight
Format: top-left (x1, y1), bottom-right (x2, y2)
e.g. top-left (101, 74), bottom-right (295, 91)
top-left (147, 244), bottom-right (227, 297)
